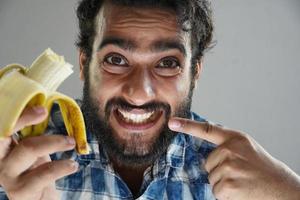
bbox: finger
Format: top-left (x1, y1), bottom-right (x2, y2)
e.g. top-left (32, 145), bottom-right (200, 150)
top-left (209, 159), bottom-right (247, 187)
top-left (3, 135), bottom-right (76, 176)
top-left (0, 137), bottom-right (13, 160)
top-left (13, 106), bottom-right (48, 133)
top-left (208, 163), bottom-right (225, 187)
top-left (168, 117), bottom-right (233, 145)
top-left (212, 178), bottom-right (239, 200)
top-left (30, 155), bottom-right (51, 170)
top-left (40, 183), bottom-right (61, 200)
top-left (21, 159), bottom-right (78, 192)
top-left (204, 146), bottom-right (231, 173)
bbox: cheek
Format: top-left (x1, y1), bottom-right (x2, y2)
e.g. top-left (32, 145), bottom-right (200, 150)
top-left (175, 67), bottom-right (192, 95)
top-left (89, 68), bottom-right (124, 108)
top-left (156, 73), bottom-right (191, 111)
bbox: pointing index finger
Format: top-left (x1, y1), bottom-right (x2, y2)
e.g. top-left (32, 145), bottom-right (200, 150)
top-left (168, 117), bottom-right (232, 145)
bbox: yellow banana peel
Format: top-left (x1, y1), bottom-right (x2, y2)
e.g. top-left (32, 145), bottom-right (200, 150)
top-left (0, 48), bottom-right (89, 154)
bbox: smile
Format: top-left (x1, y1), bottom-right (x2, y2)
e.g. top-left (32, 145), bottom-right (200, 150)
top-left (113, 108), bottom-right (163, 130)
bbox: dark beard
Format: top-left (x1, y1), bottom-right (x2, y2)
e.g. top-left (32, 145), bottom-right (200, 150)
top-left (81, 77), bottom-right (193, 168)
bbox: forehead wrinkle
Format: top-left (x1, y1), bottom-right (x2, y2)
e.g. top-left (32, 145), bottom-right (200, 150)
top-left (97, 3), bottom-right (192, 59)
top-left (109, 4), bottom-right (177, 23)
top-left (107, 21), bottom-right (179, 34)
top-left (106, 4), bottom-right (179, 33)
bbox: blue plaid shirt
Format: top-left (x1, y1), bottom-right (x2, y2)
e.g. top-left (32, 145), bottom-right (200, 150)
top-left (0, 101), bottom-right (216, 200)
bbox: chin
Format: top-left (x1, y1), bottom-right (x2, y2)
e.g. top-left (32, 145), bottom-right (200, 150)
top-left (109, 112), bottom-right (167, 156)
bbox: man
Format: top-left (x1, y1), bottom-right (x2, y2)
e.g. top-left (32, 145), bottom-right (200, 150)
top-left (0, 0), bottom-right (299, 199)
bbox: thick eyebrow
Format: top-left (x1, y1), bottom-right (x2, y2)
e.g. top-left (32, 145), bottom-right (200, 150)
top-left (98, 36), bottom-right (187, 56)
top-left (98, 36), bottom-right (136, 51)
top-left (151, 39), bottom-right (187, 57)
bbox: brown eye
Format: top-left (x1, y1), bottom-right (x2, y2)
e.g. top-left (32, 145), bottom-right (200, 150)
top-left (158, 58), bottom-right (179, 68)
top-left (154, 57), bottom-right (182, 77)
top-left (105, 54), bottom-right (128, 66)
top-left (101, 53), bottom-right (130, 74)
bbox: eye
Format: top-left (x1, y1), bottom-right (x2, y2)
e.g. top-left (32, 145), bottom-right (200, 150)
top-left (101, 53), bottom-right (130, 74)
top-left (154, 57), bottom-right (182, 77)
top-left (157, 57), bottom-right (180, 69)
top-left (104, 53), bottom-right (128, 66)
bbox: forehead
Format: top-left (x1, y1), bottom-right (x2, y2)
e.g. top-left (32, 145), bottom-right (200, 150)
top-left (94, 3), bottom-right (189, 50)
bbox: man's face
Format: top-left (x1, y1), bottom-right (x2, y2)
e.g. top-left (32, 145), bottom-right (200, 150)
top-left (80, 4), bottom-right (200, 166)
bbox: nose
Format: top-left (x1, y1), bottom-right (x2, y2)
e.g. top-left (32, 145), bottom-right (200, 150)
top-left (121, 69), bottom-right (156, 106)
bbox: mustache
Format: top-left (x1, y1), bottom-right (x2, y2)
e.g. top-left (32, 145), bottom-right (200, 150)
top-left (105, 97), bottom-right (171, 117)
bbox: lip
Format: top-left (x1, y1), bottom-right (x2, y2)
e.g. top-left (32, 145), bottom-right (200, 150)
top-left (113, 108), bottom-right (163, 131)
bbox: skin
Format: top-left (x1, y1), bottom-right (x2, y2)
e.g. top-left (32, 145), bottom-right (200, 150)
top-left (168, 119), bottom-right (300, 200)
top-left (79, 4), bottom-right (199, 195)
top-left (0, 3), bottom-right (299, 200)
top-left (80, 3), bottom-right (194, 147)
top-left (0, 106), bottom-right (77, 200)
top-left (80, 4), bottom-right (300, 199)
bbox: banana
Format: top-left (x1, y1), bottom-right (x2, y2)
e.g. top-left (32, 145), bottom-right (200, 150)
top-left (0, 48), bottom-right (89, 154)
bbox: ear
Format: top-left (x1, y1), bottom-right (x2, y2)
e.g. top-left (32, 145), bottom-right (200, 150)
top-left (194, 60), bottom-right (203, 80)
top-left (192, 60), bottom-right (203, 90)
top-left (79, 50), bottom-right (87, 81)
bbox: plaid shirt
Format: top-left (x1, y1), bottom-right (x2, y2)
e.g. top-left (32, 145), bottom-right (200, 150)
top-left (0, 101), bottom-right (216, 200)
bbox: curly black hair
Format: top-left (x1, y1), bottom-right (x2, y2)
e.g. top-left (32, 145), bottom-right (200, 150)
top-left (75, 0), bottom-right (214, 77)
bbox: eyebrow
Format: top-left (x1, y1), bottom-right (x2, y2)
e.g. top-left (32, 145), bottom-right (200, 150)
top-left (152, 39), bottom-right (187, 56)
top-left (98, 36), bottom-right (136, 51)
top-left (98, 36), bottom-right (187, 56)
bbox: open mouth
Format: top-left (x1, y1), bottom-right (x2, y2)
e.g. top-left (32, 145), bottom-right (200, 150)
top-left (113, 107), bottom-right (163, 131)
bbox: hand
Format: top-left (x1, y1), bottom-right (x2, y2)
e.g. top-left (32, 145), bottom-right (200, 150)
top-left (0, 106), bottom-right (78, 200)
top-left (168, 117), bottom-right (300, 200)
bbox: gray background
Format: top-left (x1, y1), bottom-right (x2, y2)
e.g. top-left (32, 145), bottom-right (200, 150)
top-left (0, 0), bottom-right (299, 174)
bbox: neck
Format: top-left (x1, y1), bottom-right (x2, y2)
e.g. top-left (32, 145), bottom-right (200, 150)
top-left (111, 158), bottom-right (149, 198)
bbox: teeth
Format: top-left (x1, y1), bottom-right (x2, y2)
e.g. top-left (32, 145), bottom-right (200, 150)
top-left (118, 109), bottom-right (155, 123)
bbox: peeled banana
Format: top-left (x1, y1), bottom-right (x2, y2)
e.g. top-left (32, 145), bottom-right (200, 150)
top-left (0, 48), bottom-right (89, 154)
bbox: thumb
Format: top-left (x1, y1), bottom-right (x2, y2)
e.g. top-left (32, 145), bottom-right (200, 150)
top-left (13, 106), bottom-right (48, 133)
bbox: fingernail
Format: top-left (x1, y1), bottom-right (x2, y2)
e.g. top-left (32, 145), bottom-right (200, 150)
top-left (33, 106), bottom-right (45, 114)
top-left (168, 119), bottom-right (182, 130)
top-left (65, 136), bottom-right (75, 145)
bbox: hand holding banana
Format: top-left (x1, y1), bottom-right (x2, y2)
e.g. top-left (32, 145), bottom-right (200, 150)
top-left (0, 48), bottom-right (88, 154)
top-left (0, 49), bottom-right (89, 199)
top-left (168, 118), bottom-right (300, 200)
top-left (0, 106), bottom-right (78, 200)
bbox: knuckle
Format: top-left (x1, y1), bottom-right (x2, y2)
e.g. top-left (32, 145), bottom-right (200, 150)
top-left (222, 160), bottom-right (236, 172)
top-left (45, 161), bottom-right (74, 177)
top-left (51, 135), bottom-right (66, 146)
top-left (18, 139), bottom-right (37, 154)
top-left (222, 179), bottom-right (237, 191)
top-left (44, 165), bottom-right (57, 179)
top-left (205, 122), bottom-right (214, 133)
top-left (203, 162), bottom-right (210, 172)
top-left (213, 185), bottom-right (225, 199)
top-left (50, 135), bottom-right (71, 148)
top-left (35, 164), bottom-right (57, 182)
top-left (219, 147), bottom-right (232, 156)
top-left (0, 177), bottom-right (23, 197)
top-left (0, 166), bottom-right (9, 182)
top-left (214, 179), bottom-right (237, 199)
top-left (235, 132), bottom-right (251, 144)
top-left (207, 173), bottom-right (216, 186)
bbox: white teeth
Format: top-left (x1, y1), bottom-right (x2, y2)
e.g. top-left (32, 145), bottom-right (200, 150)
top-left (118, 109), bottom-right (154, 123)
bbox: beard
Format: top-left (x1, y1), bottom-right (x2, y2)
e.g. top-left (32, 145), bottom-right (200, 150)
top-left (81, 74), bottom-right (194, 168)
